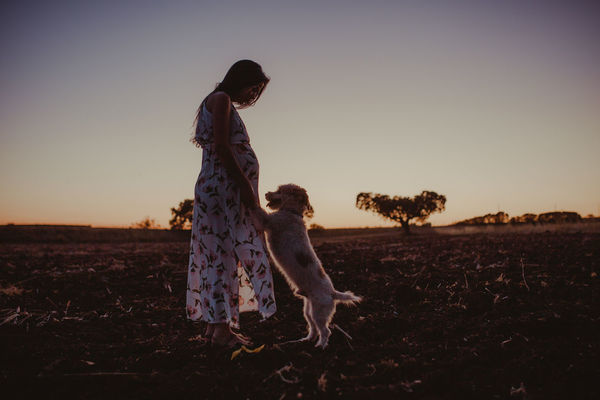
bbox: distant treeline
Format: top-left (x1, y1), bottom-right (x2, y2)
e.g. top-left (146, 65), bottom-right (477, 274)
top-left (453, 211), bottom-right (598, 226)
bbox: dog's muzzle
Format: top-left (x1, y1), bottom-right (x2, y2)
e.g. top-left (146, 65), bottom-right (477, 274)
top-left (265, 192), bottom-right (281, 209)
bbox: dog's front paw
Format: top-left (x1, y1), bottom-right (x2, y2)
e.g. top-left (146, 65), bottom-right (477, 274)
top-left (248, 208), bottom-right (266, 231)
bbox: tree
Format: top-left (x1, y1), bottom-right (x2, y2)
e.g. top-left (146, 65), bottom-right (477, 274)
top-left (170, 199), bottom-right (193, 230)
top-left (356, 190), bottom-right (446, 234)
top-left (309, 223), bottom-right (326, 232)
top-left (509, 213), bottom-right (537, 225)
top-left (455, 211), bottom-right (510, 226)
top-left (131, 216), bottom-right (161, 229)
top-left (537, 211), bottom-right (582, 224)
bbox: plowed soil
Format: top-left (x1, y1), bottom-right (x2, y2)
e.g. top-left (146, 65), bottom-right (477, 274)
top-left (1, 228), bottom-right (598, 399)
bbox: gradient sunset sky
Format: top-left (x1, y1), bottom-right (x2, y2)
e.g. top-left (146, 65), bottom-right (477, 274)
top-left (1, 1), bottom-right (599, 228)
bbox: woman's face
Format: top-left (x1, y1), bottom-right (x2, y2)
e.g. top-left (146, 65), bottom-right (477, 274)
top-left (233, 82), bottom-right (265, 105)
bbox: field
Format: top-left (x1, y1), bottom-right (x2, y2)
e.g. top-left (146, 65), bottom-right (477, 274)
top-left (1, 225), bottom-right (599, 399)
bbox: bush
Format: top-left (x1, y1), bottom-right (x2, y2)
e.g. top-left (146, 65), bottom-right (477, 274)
top-left (309, 223), bottom-right (326, 232)
top-left (131, 217), bottom-right (161, 230)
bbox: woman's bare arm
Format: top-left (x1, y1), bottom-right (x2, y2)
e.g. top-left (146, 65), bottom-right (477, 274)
top-left (208, 92), bottom-right (258, 209)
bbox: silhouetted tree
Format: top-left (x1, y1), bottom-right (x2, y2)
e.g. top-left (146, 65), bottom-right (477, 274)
top-left (131, 217), bottom-right (161, 229)
top-left (356, 191), bottom-right (446, 234)
top-left (537, 211), bottom-right (582, 224)
top-left (454, 211), bottom-right (510, 226)
top-left (509, 213), bottom-right (538, 225)
top-left (309, 223), bottom-right (326, 232)
top-left (170, 199), bottom-right (193, 230)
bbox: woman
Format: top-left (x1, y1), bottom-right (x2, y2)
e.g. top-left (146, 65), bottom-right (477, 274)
top-left (186, 60), bottom-right (276, 347)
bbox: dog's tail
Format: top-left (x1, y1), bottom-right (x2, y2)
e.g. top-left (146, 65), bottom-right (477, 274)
top-left (333, 290), bottom-right (362, 305)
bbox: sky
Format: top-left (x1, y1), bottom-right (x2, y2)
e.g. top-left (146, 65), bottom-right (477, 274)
top-left (1, 0), bottom-right (599, 228)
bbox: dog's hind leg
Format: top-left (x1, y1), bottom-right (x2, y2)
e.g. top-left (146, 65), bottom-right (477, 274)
top-left (301, 299), bottom-right (318, 342)
top-left (312, 300), bottom-right (335, 349)
top-left (276, 298), bottom-right (318, 345)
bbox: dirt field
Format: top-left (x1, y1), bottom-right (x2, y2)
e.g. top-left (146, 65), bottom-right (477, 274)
top-left (1, 227), bottom-right (598, 399)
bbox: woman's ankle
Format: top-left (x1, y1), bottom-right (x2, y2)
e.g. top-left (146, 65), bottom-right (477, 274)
top-left (211, 323), bottom-right (232, 338)
top-left (204, 323), bottom-right (216, 338)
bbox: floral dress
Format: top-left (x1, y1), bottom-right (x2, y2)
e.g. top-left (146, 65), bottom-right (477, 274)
top-left (186, 102), bottom-right (276, 328)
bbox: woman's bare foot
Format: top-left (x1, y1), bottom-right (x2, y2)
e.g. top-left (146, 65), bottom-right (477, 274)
top-left (210, 323), bottom-right (252, 347)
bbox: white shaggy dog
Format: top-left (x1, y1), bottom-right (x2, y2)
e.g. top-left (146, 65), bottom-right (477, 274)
top-left (252, 184), bottom-right (361, 348)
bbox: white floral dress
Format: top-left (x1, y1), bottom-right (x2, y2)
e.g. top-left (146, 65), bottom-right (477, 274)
top-left (186, 102), bottom-right (276, 328)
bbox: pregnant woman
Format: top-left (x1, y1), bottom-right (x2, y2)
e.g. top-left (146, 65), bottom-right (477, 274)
top-left (186, 60), bottom-right (276, 347)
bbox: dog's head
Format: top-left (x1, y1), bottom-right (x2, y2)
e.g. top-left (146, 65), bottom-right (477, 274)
top-left (265, 184), bottom-right (314, 218)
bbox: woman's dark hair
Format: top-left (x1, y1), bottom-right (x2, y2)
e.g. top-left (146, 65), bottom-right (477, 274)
top-left (193, 60), bottom-right (270, 136)
top-left (213, 59), bottom-right (269, 107)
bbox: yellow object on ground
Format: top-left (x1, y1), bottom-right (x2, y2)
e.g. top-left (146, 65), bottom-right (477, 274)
top-left (231, 344), bottom-right (265, 360)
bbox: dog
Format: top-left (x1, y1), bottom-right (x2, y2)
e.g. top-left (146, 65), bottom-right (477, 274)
top-left (252, 184), bottom-right (361, 348)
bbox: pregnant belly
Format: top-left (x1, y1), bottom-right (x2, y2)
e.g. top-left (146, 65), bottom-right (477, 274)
top-left (234, 143), bottom-right (259, 182)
